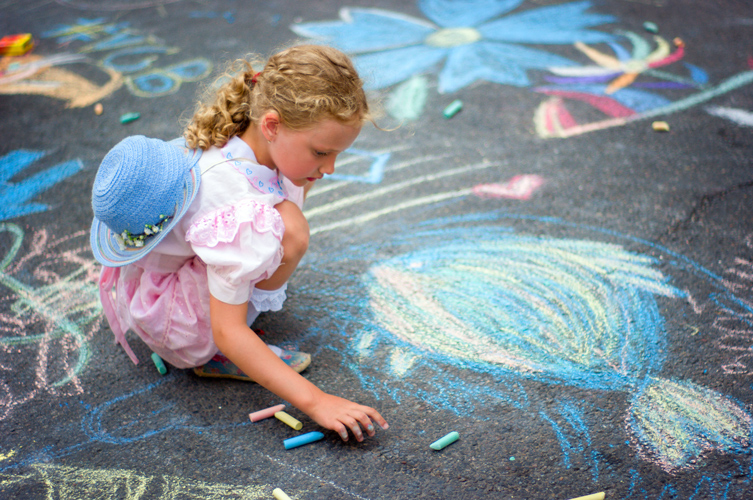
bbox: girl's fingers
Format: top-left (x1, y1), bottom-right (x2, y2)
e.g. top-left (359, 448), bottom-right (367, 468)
top-left (364, 406), bottom-right (389, 430)
top-left (321, 399), bottom-right (389, 442)
top-left (354, 412), bottom-right (375, 437)
top-left (348, 419), bottom-right (364, 441)
top-left (337, 425), bottom-right (349, 441)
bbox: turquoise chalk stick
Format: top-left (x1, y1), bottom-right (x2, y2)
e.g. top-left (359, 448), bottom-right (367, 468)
top-left (430, 431), bottom-right (459, 450)
top-left (442, 99), bottom-right (463, 119)
top-left (120, 112), bottom-right (140, 124)
top-left (151, 352), bottom-right (167, 375)
top-left (284, 431), bottom-right (324, 450)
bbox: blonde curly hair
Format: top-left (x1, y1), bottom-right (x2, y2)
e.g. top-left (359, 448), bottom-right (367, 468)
top-left (183, 44), bottom-right (370, 150)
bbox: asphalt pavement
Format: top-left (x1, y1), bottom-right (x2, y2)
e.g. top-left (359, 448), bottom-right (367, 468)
top-left (1, 1), bottom-right (752, 499)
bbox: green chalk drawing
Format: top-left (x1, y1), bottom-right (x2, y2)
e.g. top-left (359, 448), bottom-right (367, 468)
top-left (386, 75), bottom-right (429, 122)
top-left (0, 223), bottom-right (101, 420)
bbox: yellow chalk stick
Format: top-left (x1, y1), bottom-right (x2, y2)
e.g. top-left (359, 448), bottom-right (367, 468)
top-left (273, 487), bottom-right (293, 500)
top-left (567, 492), bottom-right (605, 500)
top-left (652, 121), bottom-right (670, 132)
top-left (274, 411), bottom-right (303, 430)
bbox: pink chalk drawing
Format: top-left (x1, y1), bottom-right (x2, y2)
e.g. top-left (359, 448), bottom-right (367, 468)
top-left (0, 223), bottom-right (102, 422)
top-left (473, 174), bottom-right (545, 200)
top-left (714, 234), bottom-right (753, 376)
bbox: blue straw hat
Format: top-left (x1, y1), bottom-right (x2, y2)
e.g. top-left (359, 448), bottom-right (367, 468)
top-left (90, 135), bottom-right (201, 267)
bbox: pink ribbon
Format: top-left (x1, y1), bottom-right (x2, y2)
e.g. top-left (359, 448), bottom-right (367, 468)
top-left (98, 266), bottom-right (139, 365)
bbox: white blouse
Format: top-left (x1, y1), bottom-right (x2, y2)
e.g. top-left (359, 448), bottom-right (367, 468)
top-left (145, 136), bottom-right (304, 305)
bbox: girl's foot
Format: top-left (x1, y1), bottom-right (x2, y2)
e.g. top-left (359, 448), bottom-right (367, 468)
top-left (193, 350), bottom-right (311, 382)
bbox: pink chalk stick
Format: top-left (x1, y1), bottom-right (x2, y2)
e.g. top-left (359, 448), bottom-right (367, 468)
top-left (249, 404), bottom-right (286, 422)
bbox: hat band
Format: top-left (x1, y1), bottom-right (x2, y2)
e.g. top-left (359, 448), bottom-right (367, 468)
top-left (113, 212), bottom-right (173, 250)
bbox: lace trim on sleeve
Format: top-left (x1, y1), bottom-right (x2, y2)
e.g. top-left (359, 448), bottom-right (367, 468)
top-left (186, 198), bottom-right (284, 247)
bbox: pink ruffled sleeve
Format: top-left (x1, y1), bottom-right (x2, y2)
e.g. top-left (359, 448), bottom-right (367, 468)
top-left (185, 198), bottom-right (284, 305)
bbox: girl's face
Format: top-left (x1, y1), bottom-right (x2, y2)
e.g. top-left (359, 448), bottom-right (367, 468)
top-left (267, 117), bottom-right (362, 187)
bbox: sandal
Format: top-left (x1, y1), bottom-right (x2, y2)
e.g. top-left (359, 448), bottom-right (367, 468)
top-left (193, 350), bottom-right (311, 382)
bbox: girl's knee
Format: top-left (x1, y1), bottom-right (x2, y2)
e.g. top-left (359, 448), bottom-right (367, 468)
top-left (276, 201), bottom-right (309, 260)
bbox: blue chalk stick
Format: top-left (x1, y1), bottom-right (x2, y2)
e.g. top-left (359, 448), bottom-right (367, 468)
top-left (151, 352), bottom-right (167, 375)
top-left (284, 431), bottom-right (324, 450)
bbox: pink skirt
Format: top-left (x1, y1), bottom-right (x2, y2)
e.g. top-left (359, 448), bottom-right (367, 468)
top-left (99, 257), bottom-right (217, 369)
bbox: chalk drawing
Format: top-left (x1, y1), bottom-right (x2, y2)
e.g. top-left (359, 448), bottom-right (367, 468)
top-left (1, 376), bottom-right (373, 500)
top-left (54, 0), bottom-right (184, 11)
top-left (190, 10), bottom-right (236, 24)
top-left (302, 166), bottom-right (753, 483)
top-left (44, 18), bottom-right (211, 100)
top-left (326, 149), bottom-right (391, 184)
top-left (0, 463), bottom-right (270, 499)
top-left (125, 58), bottom-right (211, 98)
top-left (358, 219), bottom-right (751, 471)
top-left (472, 174), bottom-right (544, 199)
top-left (539, 398), bottom-right (600, 481)
top-left (0, 149), bottom-right (83, 220)
top-left (0, 149), bottom-right (95, 420)
top-left (289, 2), bottom-right (753, 134)
top-left (42, 17), bottom-right (127, 44)
top-left (290, 1), bottom-right (616, 94)
top-left (545, 35), bottom-right (692, 94)
top-left (627, 376), bottom-right (753, 472)
top-left (0, 17), bottom-right (211, 107)
top-left (0, 223), bottom-right (102, 421)
top-left (305, 158), bottom-right (499, 234)
top-left (712, 238), bottom-right (753, 376)
top-left (385, 75), bottom-right (429, 122)
top-left (706, 106), bottom-right (753, 127)
top-left (303, 143), bottom-right (751, 471)
top-left (533, 33), bottom-right (753, 138)
top-left (0, 54), bottom-right (124, 109)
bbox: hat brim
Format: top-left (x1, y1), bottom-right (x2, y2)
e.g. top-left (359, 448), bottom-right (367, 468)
top-left (90, 142), bottom-right (201, 267)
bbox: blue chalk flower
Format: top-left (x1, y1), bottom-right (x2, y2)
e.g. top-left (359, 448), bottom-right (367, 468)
top-left (291, 0), bottom-right (616, 93)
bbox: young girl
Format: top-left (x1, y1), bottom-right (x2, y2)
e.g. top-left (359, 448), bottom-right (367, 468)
top-left (92, 44), bottom-right (388, 442)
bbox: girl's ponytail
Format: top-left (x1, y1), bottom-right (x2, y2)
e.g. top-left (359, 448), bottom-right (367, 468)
top-left (184, 60), bottom-right (259, 150)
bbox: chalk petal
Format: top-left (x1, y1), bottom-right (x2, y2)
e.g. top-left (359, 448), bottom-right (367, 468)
top-left (627, 377), bottom-right (753, 472)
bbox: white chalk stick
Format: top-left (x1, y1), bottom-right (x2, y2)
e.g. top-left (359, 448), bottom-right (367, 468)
top-left (273, 487), bottom-right (293, 500)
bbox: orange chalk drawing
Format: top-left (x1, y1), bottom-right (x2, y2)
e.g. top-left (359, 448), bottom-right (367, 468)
top-left (0, 54), bottom-right (123, 108)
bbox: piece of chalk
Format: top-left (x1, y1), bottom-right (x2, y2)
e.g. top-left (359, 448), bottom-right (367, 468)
top-left (284, 431), bottom-right (324, 450)
top-left (272, 487), bottom-right (293, 500)
top-left (249, 403), bottom-right (286, 422)
top-left (442, 99), bottom-right (463, 119)
top-left (430, 431), bottom-right (460, 450)
top-left (567, 492), bottom-right (605, 500)
top-left (652, 120), bottom-right (670, 132)
top-left (120, 112), bottom-right (140, 124)
top-left (643, 21), bottom-right (659, 33)
top-left (151, 352), bottom-right (167, 375)
top-left (94, 103), bottom-right (103, 115)
top-left (275, 411), bottom-right (303, 430)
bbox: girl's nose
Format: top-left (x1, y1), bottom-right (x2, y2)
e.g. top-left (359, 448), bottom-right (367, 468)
top-left (320, 157), bottom-right (336, 175)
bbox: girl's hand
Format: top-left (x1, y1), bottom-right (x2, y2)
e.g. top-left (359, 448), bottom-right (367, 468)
top-left (305, 392), bottom-right (389, 442)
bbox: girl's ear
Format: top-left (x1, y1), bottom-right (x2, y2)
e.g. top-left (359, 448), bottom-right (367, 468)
top-left (261, 111), bottom-right (280, 142)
